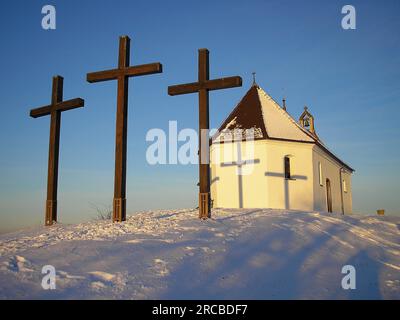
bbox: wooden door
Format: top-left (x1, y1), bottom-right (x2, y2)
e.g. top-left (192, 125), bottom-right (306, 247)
top-left (326, 178), bottom-right (332, 213)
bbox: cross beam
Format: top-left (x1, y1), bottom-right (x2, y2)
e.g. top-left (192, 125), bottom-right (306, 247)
top-left (29, 76), bottom-right (84, 226)
top-left (30, 98), bottom-right (84, 118)
top-left (168, 77), bottom-right (242, 96)
top-left (168, 49), bottom-right (242, 219)
top-left (87, 63), bottom-right (162, 83)
top-left (86, 35), bottom-right (163, 222)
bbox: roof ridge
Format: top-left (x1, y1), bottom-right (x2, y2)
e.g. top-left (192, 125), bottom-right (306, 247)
top-left (253, 86), bottom-right (270, 138)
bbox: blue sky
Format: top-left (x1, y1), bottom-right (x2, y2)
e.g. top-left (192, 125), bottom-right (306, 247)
top-left (0, 0), bottom-right (399, 232)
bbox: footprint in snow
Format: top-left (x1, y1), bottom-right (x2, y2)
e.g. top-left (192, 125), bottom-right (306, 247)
top-left (3, 256), bottom-right (34, 273)
top-left (57, 270), bottom-right (85, 280)
top-left (88, 271), bottom-right (116, 283)
top-left (153, 259), bottom-right (169, 277)
top-left (184, 247), bottom-right (196, 256)
top-left (87, 271), bottom-right (117, 290)
top-left (91, 281), bottom-right (107, 290)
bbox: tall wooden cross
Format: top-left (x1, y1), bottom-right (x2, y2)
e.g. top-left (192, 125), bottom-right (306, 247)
top-left (30, 76), bottom-right (84, 226)
top-left (87, 35), bottom-right (162, 222)
top-left (168, 49), bottom-right (242, 219)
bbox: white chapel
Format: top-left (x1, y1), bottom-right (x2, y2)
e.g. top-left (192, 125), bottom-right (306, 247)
top-left (210, 83), bottom-right (354, 214)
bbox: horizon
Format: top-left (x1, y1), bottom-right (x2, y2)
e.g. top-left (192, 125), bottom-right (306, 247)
top-left (1, 0), bottom-right (400, 233)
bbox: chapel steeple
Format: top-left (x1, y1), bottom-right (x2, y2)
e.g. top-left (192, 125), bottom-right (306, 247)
top-left (299, 106), bottom-right (315, 134)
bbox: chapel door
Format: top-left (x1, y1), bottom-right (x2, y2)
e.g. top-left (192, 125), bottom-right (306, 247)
top-left (326, 178), bottom-right (333, 213)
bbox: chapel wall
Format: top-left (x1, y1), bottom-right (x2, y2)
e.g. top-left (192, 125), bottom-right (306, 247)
top-left (210, 139), bottom-right (315, 211)
top-left (312, 146), bottom-right (353, 214)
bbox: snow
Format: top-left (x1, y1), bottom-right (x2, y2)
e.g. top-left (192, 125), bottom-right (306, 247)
top-left (0, 208), bottom-right (399, 299)
top-left (223, 116), bottom-right (238, 131)
top-left (257, 87), bottom-right (315, 142)
top-left (215, 127), bottom-right (264, 143)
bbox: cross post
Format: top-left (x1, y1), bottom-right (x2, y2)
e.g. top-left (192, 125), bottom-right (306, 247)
top-left (168, 49), bottom-right (242, 219)
top-left (29, 76), bottom-right (84, 226)
top-left (87, 36), bottom-right (162, 222)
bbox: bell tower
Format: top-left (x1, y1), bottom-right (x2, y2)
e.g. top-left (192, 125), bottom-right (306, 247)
top-left (299, 106), bottom-right (315, 134)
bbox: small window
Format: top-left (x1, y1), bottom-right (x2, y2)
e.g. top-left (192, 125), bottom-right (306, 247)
top-left (284, 156), bottom-right (291, 179)
top-left (318, 162), bottom-right (323, 186)
top-left (343, 179), bottom-right (348, 193)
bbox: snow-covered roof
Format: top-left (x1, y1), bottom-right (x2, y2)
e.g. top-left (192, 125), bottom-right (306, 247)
top-left (212, 84), bottom-right (354, 172)
top-left (258, 86), bottom-right (316, 142)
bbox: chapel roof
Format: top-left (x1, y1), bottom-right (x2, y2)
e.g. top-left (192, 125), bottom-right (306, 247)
top-left (212, 84), bottom-right (354, 172)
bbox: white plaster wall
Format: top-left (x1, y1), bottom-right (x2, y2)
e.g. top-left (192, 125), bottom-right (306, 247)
top-left (342, 170), bottom-right (353, 214)
top-left (210, 140), bottom-right (268, 208)
top-left (264, 140), bottom-right (314, 211)
top-left (211, 140), bottom-right (315, 211)
top-left (312, 145), bottom-right (353, 214)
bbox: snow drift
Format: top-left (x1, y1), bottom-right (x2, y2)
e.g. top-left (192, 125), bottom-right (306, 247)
top-left (0, 209), bottom-right (399, 299)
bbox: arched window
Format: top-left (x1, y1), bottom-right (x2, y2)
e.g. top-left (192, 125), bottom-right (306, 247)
top-left (284, 156), bottom-right (291, 179)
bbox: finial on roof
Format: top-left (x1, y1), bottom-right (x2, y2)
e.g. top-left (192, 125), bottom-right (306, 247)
top-left (304, 106), bottom-right (308, 111)
top-left (252, 72), bottom-right (257, 86)
top-left (282, 98), bottom-right (287, 111)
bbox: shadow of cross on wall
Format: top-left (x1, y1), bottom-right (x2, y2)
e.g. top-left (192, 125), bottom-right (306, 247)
top-left (264, 169), bottom-right (307, 210)
top-left (221, 141), bottom-right (260, 208)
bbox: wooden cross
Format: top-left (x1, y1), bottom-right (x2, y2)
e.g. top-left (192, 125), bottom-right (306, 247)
top-left (168, 49), bottom-right (242, 219)
top-left (30, 76), bottom-right (84, 226)
top-left (87, 35), bottom-right (162, 222)
top-left (221, 141), bottom-right (260, 208)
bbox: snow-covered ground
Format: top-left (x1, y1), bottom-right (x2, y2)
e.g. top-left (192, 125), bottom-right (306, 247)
top-left (0, 209), bottom-right (399, 299)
